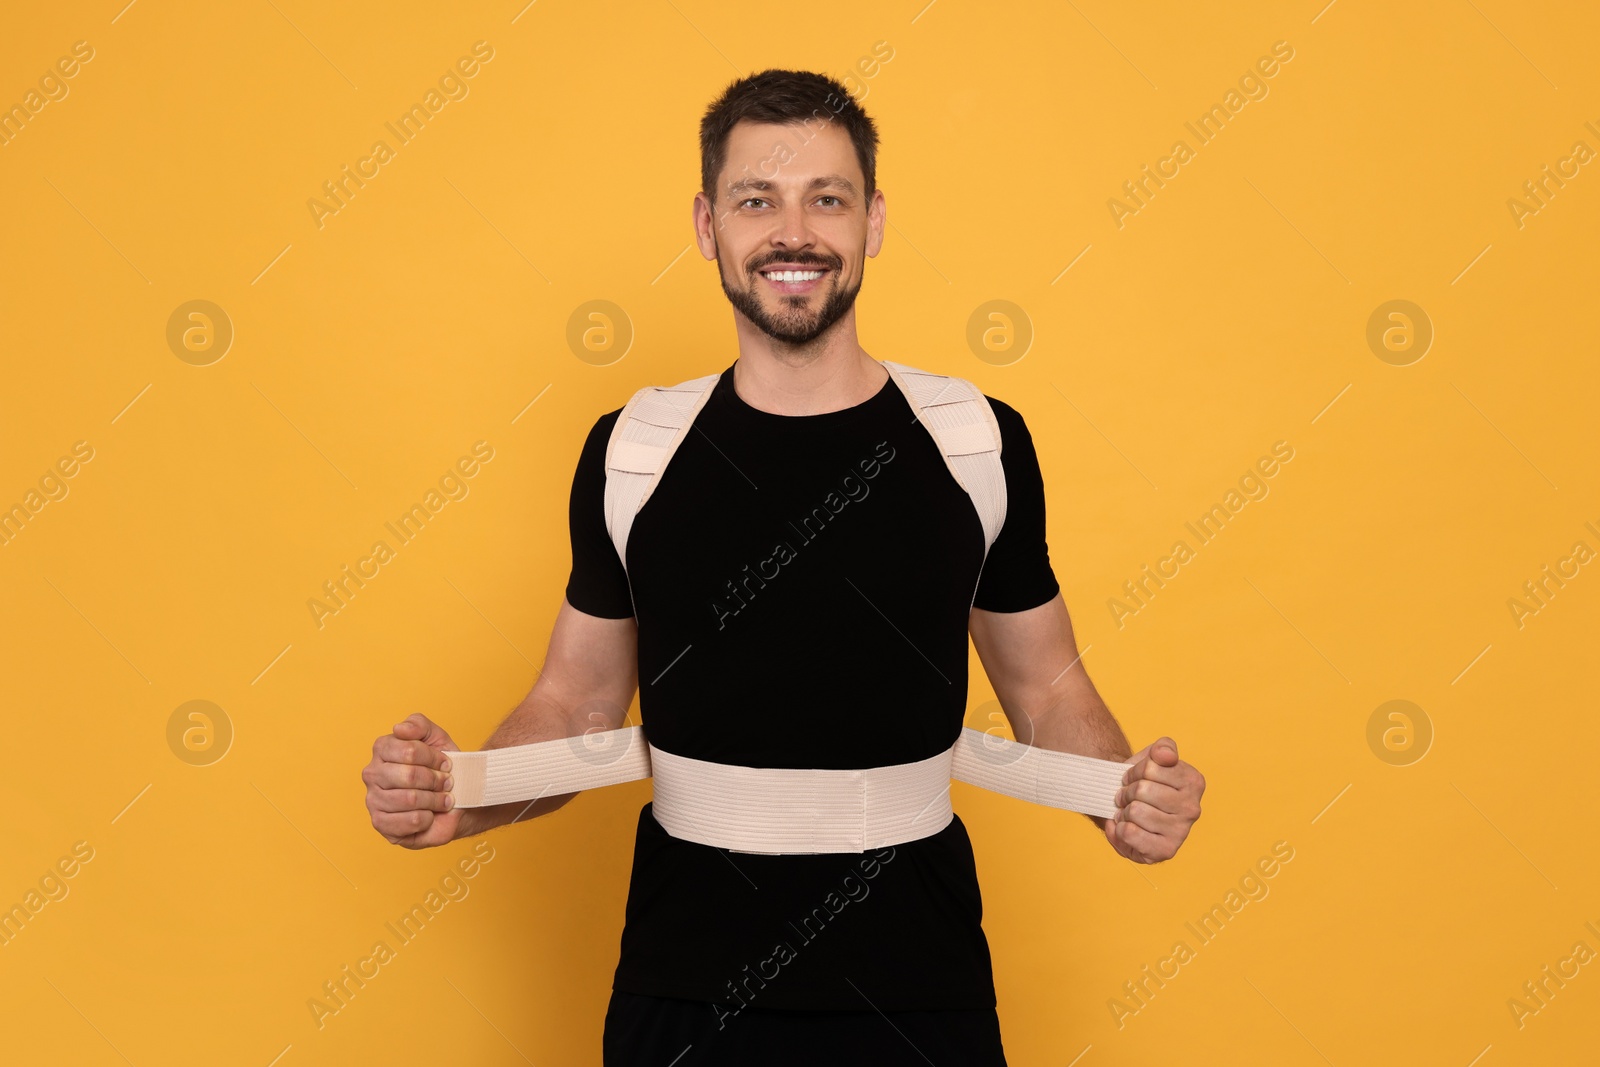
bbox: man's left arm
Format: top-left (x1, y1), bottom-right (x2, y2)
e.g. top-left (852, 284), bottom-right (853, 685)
top-left (969, 594), bottom-right (1205, 864)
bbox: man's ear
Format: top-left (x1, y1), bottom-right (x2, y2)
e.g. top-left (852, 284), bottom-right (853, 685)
top-left (693, 192), bottom-right (720, 261)
top-left (864, 187), bottom-right (887, 258)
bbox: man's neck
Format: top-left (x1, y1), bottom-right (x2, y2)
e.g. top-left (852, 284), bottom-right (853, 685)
top-left (730, 315), bottom-right (887, 417)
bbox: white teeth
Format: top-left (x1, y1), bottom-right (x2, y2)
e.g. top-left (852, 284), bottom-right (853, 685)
top-left (763, 270), bottom-right (824, 282)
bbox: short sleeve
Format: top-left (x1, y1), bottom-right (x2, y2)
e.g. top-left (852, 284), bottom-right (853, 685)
top-left (971, 397), bottom-right (1061, 612)
top-left (563, 409), bottom-right (636, 619)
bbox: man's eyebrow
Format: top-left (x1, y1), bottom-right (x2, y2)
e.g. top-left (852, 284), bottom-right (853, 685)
top-left (724, 174), bottom-right (860, 198)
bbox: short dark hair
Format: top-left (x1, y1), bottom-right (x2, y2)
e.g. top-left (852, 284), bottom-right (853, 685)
top-left (699, 69), bottom-right (880, 206)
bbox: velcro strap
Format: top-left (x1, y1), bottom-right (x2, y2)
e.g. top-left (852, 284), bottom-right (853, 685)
top-left (632, 389), bottom-right (700, 429)
top-left (608, 438), bottom-right (663, 475)
top-left (937, 420), bottom-right (999, 457)
top-left (894, 368), bottom-right (977, 408)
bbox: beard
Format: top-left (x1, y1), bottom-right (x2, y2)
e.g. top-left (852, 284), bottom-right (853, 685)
top-left (717, 250), bottom-right (863, 347)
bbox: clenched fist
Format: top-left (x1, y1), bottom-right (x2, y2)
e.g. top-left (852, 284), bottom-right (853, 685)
top-left (1105, 736), bottom-right (1204, 865)
top-left (363, 713), bottom-right (463, 849)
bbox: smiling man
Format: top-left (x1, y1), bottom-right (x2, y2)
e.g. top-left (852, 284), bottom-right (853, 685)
top-left (362, 69), bottom-right (1204, 1066)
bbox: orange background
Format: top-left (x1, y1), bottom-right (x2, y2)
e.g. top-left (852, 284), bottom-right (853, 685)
top-left (2, 1), bottom-right (1596, 1063)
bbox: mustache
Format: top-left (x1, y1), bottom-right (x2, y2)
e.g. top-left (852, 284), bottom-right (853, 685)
top-left (750, 255), bottom-right (839, 272)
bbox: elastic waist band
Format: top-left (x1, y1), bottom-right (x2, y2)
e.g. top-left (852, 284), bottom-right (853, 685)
top-left (445, 726), bottom-right (1127, 855)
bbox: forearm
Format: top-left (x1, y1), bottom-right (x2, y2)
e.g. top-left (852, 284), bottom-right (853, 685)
top-left (1031, 688), bottom-right (1131, 764)
top-left (456, 793), bottom-right (573, 838)
top-left (1029, 682), bottom-right (1132, 831)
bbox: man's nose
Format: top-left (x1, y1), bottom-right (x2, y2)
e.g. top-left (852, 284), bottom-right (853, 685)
top-left (772, 202), bottom-right (816, 247)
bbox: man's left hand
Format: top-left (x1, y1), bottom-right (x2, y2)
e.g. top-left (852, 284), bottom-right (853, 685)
top-left (1104, 737), bottom-right (1204, 864)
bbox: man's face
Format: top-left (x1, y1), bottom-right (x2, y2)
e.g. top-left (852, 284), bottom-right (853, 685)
top-left (695, 119), bottom-right (885, 347)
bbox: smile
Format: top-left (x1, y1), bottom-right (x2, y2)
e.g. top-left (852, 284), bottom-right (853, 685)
top-left (759, 268), bottom-right (829, 294)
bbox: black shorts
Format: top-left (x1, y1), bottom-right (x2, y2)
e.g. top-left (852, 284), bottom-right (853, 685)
top-left (602, 989), bottom-right (1009, 1066)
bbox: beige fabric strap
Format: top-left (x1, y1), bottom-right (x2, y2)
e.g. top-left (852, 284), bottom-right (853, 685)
top-left (950, 728), bottom-right (1130, 820)
top-left (445, 726), bottom-right (1128, 854)
top-left (879, 360), bottom-right (1008, 559)
top-left (445, 726), bottom-right (653, 809)
top-left (603, 372), bottom-right (722, 578)
top-left (650, 743), bottom-right (956, 855)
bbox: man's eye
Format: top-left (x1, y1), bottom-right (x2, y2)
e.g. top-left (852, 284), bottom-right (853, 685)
top-left (818, 196), bottom-right (841, 206)
top-left (741, 198), bottom-right (767, 208)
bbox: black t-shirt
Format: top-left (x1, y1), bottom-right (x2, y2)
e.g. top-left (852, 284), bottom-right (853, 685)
top-left (564, 359), bottom-right (1061, 1012)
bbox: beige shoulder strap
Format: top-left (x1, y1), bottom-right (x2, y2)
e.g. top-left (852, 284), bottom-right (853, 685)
top-left (601, 371), bottom-right (721, 585)
top-left (879, 360), bottom-right (1008, 557)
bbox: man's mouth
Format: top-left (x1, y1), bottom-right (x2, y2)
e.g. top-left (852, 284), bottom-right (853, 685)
top-left (758, 266), bottom-right (830, 293)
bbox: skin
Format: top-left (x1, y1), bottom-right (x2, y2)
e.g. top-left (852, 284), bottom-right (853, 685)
top-left (363, 116), bottom-right (1204, 864)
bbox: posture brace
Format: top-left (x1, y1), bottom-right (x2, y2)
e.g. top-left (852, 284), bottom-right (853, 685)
top-left (445, 727), bottom-right (1129, 855)
top-left (462, 360), bottom-right (1127, 854)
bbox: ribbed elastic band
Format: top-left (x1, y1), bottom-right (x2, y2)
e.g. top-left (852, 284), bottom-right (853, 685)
top-left (649, 743), bottom-right (956, 855)
top-left (445, 726), bottom-right (1128, 854)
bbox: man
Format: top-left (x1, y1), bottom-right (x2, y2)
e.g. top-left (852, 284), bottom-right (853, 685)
top-left (362, 69), bottom-right (1204, 1065)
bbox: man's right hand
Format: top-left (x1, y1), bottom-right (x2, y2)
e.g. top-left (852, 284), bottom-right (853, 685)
top-left (364, 713), bottom-right (464, 849)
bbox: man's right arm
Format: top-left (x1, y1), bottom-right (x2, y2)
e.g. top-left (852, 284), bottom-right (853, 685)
top-left (362, 594), bottom-right (638, 848)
